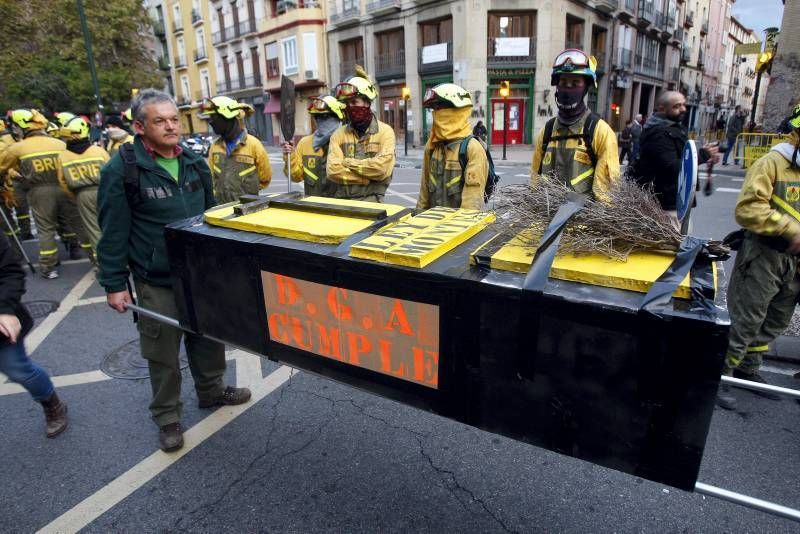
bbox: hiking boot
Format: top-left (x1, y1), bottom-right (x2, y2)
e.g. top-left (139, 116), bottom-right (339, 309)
top-left (40, 269), bottom-right (59, 280)
top-left (716, 384), bottom-right (737, 410)
top-left (158, 422), bottom-right (184, 452)
top-left (41, 392), bottom-right (68, 438)
top-left (733, 370), bottom-right (782, 400)
top-left (198, 386), bottom-right (252, 408)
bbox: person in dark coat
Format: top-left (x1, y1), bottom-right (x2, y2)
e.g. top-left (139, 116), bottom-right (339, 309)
top-left (630, 91), bottom-right (718, 227)
top-left (619, 122), bottom-right (633, 164)
top-left (472, 120), bottom-right (487, 142)
top-left (0, 232), bottom-right (67, 437)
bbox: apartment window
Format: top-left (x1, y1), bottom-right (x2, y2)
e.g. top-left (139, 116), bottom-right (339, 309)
top-left (200, 69), bottom-right (210, 98)
top-left (420, 17), bottom-right (452, 46)
top-left (250, 46), bottom-right (261, 80)
top-left (343, 0), bottom-right (357, 9)
top-left (177, 36), bottom-right (186, 64)
top-left (195, 28), bottom-right (206, 57)
top-left (266, 41), bottom-right (279, 78)
top-left (173, 4), bottom-right (182, 29)
top-left (565, 15), bottom-right (584, 50)
top-left (180, 75), bottom-right (190, 100)
top-left (282, 36), bottom-right (299, 75)
top-left (303, 33), bottom-right (318, 72)
top-left (487, 12), bottom-right (534, 39)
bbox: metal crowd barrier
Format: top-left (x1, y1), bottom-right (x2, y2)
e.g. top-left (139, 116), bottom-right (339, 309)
top-left (733, 133), bottom-right (786, 169)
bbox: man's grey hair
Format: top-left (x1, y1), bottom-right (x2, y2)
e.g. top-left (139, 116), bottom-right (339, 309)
top-left (655, 91), bottom-right (683, 111)
top-left (131, 88), bottom-right (176, 123)
top-left (635, 113), bottom-right (643, 121)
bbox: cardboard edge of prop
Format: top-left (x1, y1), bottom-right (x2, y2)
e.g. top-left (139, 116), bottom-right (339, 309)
top-left (164, 207), bottom-right (729, 493)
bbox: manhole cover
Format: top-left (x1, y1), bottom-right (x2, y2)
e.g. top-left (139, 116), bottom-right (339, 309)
top-left (100, 339), bottom-right (189, 380)
top-left (23, 300), bottom-right (60, 319)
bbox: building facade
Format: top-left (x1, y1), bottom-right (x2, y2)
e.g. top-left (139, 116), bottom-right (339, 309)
top-left (326, 0), bottom-right (617, 147)
top-left (145, 1), bottom-right (176, 99)
top-left (762, 0), bottom-right (797, 131)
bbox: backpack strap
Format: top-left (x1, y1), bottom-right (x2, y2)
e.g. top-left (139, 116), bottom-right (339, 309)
top-left (538, 118), bottom-right (557, 174)
top-left (118, 143), bottom-right (141, 207)
top-left (458, 135), bottom-right (475, 177)
top-left (582, 113), bottom-right (599, 169)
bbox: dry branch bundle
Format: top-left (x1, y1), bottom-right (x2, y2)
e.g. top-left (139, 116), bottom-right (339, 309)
top-left (491, 178), bottom-right (684, 260)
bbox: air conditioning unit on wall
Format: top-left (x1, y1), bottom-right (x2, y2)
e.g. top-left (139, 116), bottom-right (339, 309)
top-left (305, 69), bottom-right (318, 79)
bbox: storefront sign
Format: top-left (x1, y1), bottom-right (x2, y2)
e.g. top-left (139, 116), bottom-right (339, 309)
top-left (263, 272), bottom-right (440, 389)
top-left (734, 42), bottom-right (761, 55)
top-left (422, 43), bottom-right (448, 64)
top-left (494, 37), bottom-right (530, 57)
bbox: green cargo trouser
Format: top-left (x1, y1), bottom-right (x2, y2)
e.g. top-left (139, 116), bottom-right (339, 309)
top-left (133, 279), bottom-right (226, 426)
top-left (14, 181), bottom-right (31, 236)
top-left (725, 234), bottom-right (800, 374)
top-left (29, 184), bottom-right (90, 270)
top-left (75, 187), bottom-right (101, 251)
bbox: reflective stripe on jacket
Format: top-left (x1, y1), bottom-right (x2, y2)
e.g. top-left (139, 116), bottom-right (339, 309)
top-left (0, 132), bottom-right (66, 187)
top-left (58, 145), bottom-right (110, 194)
top-left (283, 135), bottom-right (336, 197)
top-left (417, 137), bottom-right (487, 210)
top-left (735, 150), bottom-right (800, 239)
top-left (326, 117), bottom-right (395, 200)
top-left (530, 113), bottom-right (620, 201)
top-left (208, 131), bottom-right (272, 204)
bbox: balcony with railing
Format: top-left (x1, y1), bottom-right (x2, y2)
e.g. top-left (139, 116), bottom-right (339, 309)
top-left (173, 20), bottom-right (183, 33)
top-left (418, 41), bottom-right (453, 73)
top-left (618, 0), bottom-right (635, 19)
top-left (194, 90), bottom-right (207, 102)
top-left (671, 67), bottom-right (680, 81)
top-left (238, 19), bottom-right (257, 37)
top-left (176, 95), bottom-right (192, 107)
top-left (374, 49), bottom-right (405, 80)
top-left (487, 37), bottom-right (535, 67)
top-left (212, 25), bottom-right (235, 44)
top-left (174, 55), bottom-right (187, 69)
top-left (673, 27), bottom-right (684, 42)
top-left (217, 79), bottom-right (232, 94)
top-left (158, 55), bottom-right (170, 70)
top-left (153, 20), bottom-right (166, 38)
top-left (733, 77), bottom-right (740, 86)
top-left (700, 20), bottom-right (708, 34)
top-left (654, 10), bottom-right (665, 29)
top-left (684, 10), bottom-right (694, 27)
top-left (681, 46), bottom-right (692, 63)
top-left (192, 9), bottom-right (202, 25)
top-left (638, 0), bottom-right (655, 25)
top-left (194, 48), bottom-right (208, 63)
top-left (216, 77), bottom-right (260, 94)
top-left (330, 4), bottom-right (361, 26)
top-left (595, 0), bottom-right (617, 13)
top-left (697, 50), bottom-right (705, 67)
top-left (634, 54), bottom-right (662, 78)
top-left (341, 57), bottom-right (365, 79)
top-left (367, 0), bottom-right (401, 16)
top-left (618, 48), bottom-right (633, 70)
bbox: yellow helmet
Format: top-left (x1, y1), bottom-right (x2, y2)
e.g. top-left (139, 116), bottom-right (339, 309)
top-left (54, 112), bottom-right (77, 127)
top-left (423, 83), bottom-right (472, 109)
top-left (307, 96), bottom-right (346, 120)
top-left (199, 96), bottom-right (254, 120)
top-left (778, 104), bottom-right (800, 134)
top-left (46, 121), bottom-right (60, 135)
top-left (123, 108), bottom-right (132, 122)
top-left (335, 76), bottom-right (378, 103)
top-left (61, 116), bottom-right (90, 140)
top-left (10, 109), bottom-right (48, 131)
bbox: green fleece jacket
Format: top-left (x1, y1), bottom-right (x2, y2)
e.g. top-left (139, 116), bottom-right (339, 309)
top-left (97, 135), bottom-right (216, 292)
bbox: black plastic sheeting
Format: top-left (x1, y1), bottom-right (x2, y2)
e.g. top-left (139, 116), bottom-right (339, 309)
top-left (164, 214), bottom-right (729, 491)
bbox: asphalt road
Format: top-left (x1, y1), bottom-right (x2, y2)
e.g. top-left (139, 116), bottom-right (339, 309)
top-left (1, 152), bottom-right (798, 533)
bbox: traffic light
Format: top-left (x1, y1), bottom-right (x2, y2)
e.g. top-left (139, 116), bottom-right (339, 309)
top-left (610, 103), bottom-right (620, 115)
top-left (499, 80), bottom-right (510, 98)
top-left (756, 51), bottom-right (773, 73)
top-left (401, 86), bottom-right (411, 100)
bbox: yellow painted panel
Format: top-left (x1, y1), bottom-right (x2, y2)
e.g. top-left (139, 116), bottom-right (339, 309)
top-left (204, 196), bottom-right (407, 244)
top-left (350, 207), bottom-right (496, 268)
top-left (472, 231), bottom-right (717, 299)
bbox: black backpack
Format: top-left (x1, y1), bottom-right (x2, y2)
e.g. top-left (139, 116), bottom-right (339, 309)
top-left (458, 135), bottom-right (500, 202)
top-left (119, 143), bottom-right (142, 206)
top-left (537, 113), bottom-right (600, 174)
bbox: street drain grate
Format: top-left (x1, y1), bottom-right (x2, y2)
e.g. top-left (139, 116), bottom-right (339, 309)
top-left (100, 339), bottom-right (189, 380)
top-left (23, 300), bottom-right (60, 319)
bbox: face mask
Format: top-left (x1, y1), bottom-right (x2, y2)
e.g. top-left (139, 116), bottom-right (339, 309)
top-left (346, 106), bottom-right (373, 130)
top-left (67, 138), bottom-right (91, 154)
top-left (209, 116), bottom-right (240, 141)
top-left (555, 86), bottom-right (586, 110)
top-left (312, 116), bottom-right (340, 150)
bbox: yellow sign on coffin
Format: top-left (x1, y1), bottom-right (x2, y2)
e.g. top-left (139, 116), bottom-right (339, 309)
top-left (350, 207), bottom-right (496, 268)
top-left (471, 230), bottom-right (716, 299)
top-left (204, 196), bottom-right (408, 244)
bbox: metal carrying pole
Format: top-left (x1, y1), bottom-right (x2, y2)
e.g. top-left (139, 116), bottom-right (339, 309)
top-left (0, 207), bottom-right (34, 273)
top-left (720, 375), bottom-right (800, 400)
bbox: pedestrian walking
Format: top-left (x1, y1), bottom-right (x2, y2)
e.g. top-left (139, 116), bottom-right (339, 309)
top-left (722, 105), bottom-right (745, 166)
top-left (619, 121), bottom-right (633, 165)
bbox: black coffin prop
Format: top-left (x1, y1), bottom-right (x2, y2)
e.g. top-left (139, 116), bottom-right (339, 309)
top-left (165, 217), bottom-right (728, 491)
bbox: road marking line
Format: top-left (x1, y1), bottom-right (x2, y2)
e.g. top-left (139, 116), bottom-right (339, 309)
top-left (36, 365), bottom-right (295, 534)
top-left (716, 187), bottom-right (741, 193)
top-left (386, 188), bottom-right (417, 203)
top-left (515, 174), bottom-right (531, 178)
top-left (732, 178), bottom-right (744, 182)
top-left (25, 270), bottom-right (96, 356)
top-left (75, 296), bottom-right (108, 307)
top-left (0, 370), bottom-right (112, 396)
top-left (761, 364), bottom-right (800, 377)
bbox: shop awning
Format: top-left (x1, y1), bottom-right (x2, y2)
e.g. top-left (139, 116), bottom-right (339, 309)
top-left (264, 95), bottom-right (281, 114)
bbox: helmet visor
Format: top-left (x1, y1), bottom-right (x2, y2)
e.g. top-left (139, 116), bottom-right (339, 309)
top-left (553, 49), bottom-right (590, 69)
top-left (307, 98), bottom-right (329, 113)
top-left (335, 83), bottom-right (359, 100)
top-left (423, 88), bottom-right (451, 109)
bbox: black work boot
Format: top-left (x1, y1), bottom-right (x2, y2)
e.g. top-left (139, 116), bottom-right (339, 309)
top-left (198, 386), bottom-right (252, 409)
top-left (41, 392), bottom-right (68, 438)
top-left (716, 384), bottom-right (737, 410)
top-left (68, 244), bottom-right (85, 260)
top-left (158, 422), bottom-right (184, 452)
top-left (733, 370), bottom-right (782, 400)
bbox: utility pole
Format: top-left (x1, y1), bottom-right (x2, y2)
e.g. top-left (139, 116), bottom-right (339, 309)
top-left (401, 86), bottom-right (410, 157)
top-left (77, 0), bottom-right (103, 113)
top-left (750, 27), bottom-right (779, 127)
top-left (499, 80), bottom-right (510, 161)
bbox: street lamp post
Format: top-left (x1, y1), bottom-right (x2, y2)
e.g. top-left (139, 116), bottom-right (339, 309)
top-left (750, 27), bottom-right (779, 128)
top-left (499, 80), bottom-right (510, 161)
top-left (401, 86), bottom-right (411, 157)
top-left (77, 0), bottom-right (102, 114)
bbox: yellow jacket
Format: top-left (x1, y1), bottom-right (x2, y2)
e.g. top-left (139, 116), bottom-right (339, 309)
top-left (0, 131), bottom-right (66, 187)
top-left (418, 139), bottom-right (487, 210)
top-left (326, 117), bottom-right (395, 199)
top-left (283, 134), bottom-right (337, 197)
top-left (208, 131), bottom-right (272, 204)
top-left (106, 132), bottom-right (134, 157)
top-left (530, 113), bottom-right (620, 201)
top-left (735, 146), bottom-right (800, 239)
top-left (0, 133), bottom-right (14, 155)
top-left (57, 145), bottom-right (110, 197)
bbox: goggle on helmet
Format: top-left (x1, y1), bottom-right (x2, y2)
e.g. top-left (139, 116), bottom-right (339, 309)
top-left (778, 104), bottom-right (800, 135)
top-left (423, 83), bottom-right (472, 109)
top-left (61, 116), bottom-right (90, 140)
top-left (307, 96), bottom-right (345, 120)
top-left (55, 112), bottom-right (77, 127)
top-left (199, 96), bottom-right (254, 120)
top-left (551, 49), bottom-right (598, 88)
top-left (334, 77), bottom-right (378, 103)
top-left (11, 109), bottom-right (48, 130)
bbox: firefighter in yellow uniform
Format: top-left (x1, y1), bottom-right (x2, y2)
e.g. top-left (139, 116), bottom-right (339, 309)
top-left (0, 110), bottom-right (89, 279)
top-left (200, 96), bottom-right (272, 204)
top-left (56, 116), bottom-right (110, 257)
top-left (327, 67), bottom-right (396, 202)
top-left (282, 96), bottom-right (346, 197)
top-left (104, 112), bottom-right (134, 157)
top-left (0, 120), bottom-right (21, 238)
top-left (716, 105), bottom-right (800, 410)
top-left (530, 49), bottom-right (620, 201)
top-left (417, 84), bottom-right (488, 210)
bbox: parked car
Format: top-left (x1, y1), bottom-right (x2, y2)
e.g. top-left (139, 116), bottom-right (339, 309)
top-left (182, 134), bottom-right (212, 157)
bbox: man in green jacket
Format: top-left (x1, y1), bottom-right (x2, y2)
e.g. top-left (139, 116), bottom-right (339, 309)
top-left (97, 89), bottom-right (251, 452)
